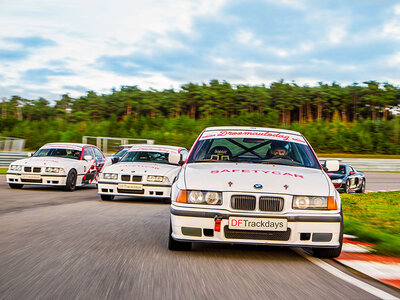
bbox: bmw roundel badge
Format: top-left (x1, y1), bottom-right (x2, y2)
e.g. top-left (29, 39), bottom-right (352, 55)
top-left (254, 184), bottom-right (263, 189)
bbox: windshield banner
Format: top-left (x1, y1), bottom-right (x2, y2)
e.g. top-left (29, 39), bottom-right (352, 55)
top-left (129, 147), bottom-right (179, 154)
top-left (200, 130), bottom-right (306, 144)
top-left (41, 144), bottom-right (83, 150)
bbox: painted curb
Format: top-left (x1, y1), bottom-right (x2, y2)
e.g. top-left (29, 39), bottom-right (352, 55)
top-left (335, 235), bottom-right (400, 290)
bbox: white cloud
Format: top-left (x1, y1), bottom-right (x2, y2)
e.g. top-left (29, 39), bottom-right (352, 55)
top-left (236, 29), bottom-right (262, 47)
top-left (382, 5), bottom-right (400, 39)
top-left (0, 0), bottom-right (227, 98)
top-left (264, 0), bottom-right (307, 10)
top-left (328, 25), bottom-right (347, 44)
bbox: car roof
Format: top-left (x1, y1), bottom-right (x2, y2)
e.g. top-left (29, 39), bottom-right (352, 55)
top-left (203, 126), bottom-right (303, 136)
top-left (127, 144), bottom-right (186, 151)
top-left (42, 142), bottom-right (94, 148)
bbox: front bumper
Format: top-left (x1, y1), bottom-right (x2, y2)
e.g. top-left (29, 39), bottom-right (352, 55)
top-left (170, 207), bottom-right (342, 247)
top-left (6, 172), bottom-right (67, 186)
top-left (98, 181), bottom-right (172, 198)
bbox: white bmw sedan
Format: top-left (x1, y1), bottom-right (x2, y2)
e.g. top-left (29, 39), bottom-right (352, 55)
top-left (98, 145), bottom-right (188, 202)
top-left (6, 143), bottom-right (110, 191)
top-left (169, 126), bottom-right (343, 258)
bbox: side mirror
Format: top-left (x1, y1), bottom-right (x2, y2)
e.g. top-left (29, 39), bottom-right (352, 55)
top-left (27, 152), bottom-right (32, 157)
top-left (168, 152), bottom-right (181, 165)
top-left (349, 171), bottom-right (355, 175)
top-left (84, 155), bottom-right (93, 161)
top-left (325, 160), bottom-right (339, 172)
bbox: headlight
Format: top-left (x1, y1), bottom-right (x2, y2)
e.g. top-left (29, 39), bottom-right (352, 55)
top-left (205, 191), bottom-right (220, 205)
top-left (147, 175), bottom-right (169, 183)
top-left (331, 179), bottom-right (343, 184)
top-left (45, 167), bottom-right (64, 173)
top-left (103, 173), bottom-right (118, 180)
top-left (185, 190), bottom-right (222, 205)
top-left (293, 196), bottom-right (337, 210)
top-left (10, 165), bottom-right (22, 171)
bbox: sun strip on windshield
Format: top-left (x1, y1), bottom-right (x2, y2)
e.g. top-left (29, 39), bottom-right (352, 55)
top-left (128, 147), bottom-right (179, 154)
top-left (42, 144), bottom-right (83, 150)
top-left (200, 130), bottom-right (306, 144)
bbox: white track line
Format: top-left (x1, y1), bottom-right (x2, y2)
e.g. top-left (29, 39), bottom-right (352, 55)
top-left (294, 249), bottom-right (399, 300)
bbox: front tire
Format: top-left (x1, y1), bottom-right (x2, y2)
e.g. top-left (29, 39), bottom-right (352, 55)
top-left (65, 169), bottom-right (77, 191)
top-left (344, 180), bottom-right (350, 193)
top-left (168, 220), bottom-right (192, 251)
top-left (9, 183), bottom-right (23, 189)
top-left (100, 194), bottom-right (115, 201)
top-left (356, 179), bottom-right (366, 193)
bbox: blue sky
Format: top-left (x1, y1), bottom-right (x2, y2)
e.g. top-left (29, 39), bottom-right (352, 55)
top-left (1, 0), bottom-right (400, 99)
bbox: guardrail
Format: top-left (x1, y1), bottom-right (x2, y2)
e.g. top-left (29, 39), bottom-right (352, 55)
top-left (82, 136), bottom-right (154, 153)
top-left (0, 152), bottom-right (28, 168)
top-left (319, 158), bottom-right (400, 171)
top-left (0, 137), bottom-right (25, 152)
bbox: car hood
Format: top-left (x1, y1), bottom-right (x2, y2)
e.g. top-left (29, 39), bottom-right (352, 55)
top-left (183, 162), bottom-right (331, 196)
top-left (104, 162), bottom-right (179, 177)
top-left (11, 157), bottom-right (78, 167)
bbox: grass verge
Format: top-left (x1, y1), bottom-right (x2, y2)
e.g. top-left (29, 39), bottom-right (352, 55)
top-left (0, 168), bottom-right (7, 174)
top-left (341, 191), bottom-right (400, 257)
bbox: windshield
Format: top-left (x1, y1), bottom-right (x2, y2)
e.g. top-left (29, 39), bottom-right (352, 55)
top-left (120, 151), bottom-right (173, 165)
top-left (113, 148), bottom-right (128, 158)
top-left (187, 136), bottom-right (320, 169)
top-left (33, 148), bottom-right (81, 160)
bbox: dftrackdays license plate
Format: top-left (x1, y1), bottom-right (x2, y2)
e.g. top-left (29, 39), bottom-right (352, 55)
top-left (21, 174), bottom-right (41, 180)
top-left (228, 217), bottom-right (288, 231)
top-left (117, 183), bottom-right (143, 190)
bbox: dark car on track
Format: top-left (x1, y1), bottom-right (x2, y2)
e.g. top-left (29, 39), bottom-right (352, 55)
top-left (326, 164), bottom-right (366, 193)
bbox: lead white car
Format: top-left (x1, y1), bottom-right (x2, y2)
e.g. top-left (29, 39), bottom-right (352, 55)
top-left (169, 126), bottom-right (343, 258)
top-left (98, 145), bottom-right (189, 202)
top-left (6, 143), bottom-right (110, 191)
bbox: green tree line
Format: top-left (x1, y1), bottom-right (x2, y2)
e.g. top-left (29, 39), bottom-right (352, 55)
top-left (1, 80), bottom-right (400, 153)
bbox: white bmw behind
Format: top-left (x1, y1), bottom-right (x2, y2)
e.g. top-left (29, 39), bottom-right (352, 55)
top-left (98, 145), bottom-right (188, 202)
top-left (6, 143), bottom-right (110, 191)
top-left (169, 126), bottom-right (343, 258)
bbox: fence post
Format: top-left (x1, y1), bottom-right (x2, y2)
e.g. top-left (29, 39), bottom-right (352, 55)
top-left (96, 137), bottom-right (101, 149)
top-left (104, 139), bottom-right (108, 153)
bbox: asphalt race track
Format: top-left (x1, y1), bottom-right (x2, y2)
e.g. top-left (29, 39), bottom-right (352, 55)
top-left (0, 173), bottom-right (399, 299)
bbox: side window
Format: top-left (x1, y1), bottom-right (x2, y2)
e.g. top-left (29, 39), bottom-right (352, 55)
top-left (345, 166), bottom-right (351, 174)
top-left (180, 150), bottom-right (189, 162)
top-left (82, 147), bottom-right (94, 159)
top-left (93, 147), bottom-right (104, 161)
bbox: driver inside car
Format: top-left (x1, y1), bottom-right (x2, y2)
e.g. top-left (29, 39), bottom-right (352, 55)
top-left (267, 141), bottom-right (290, 159)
